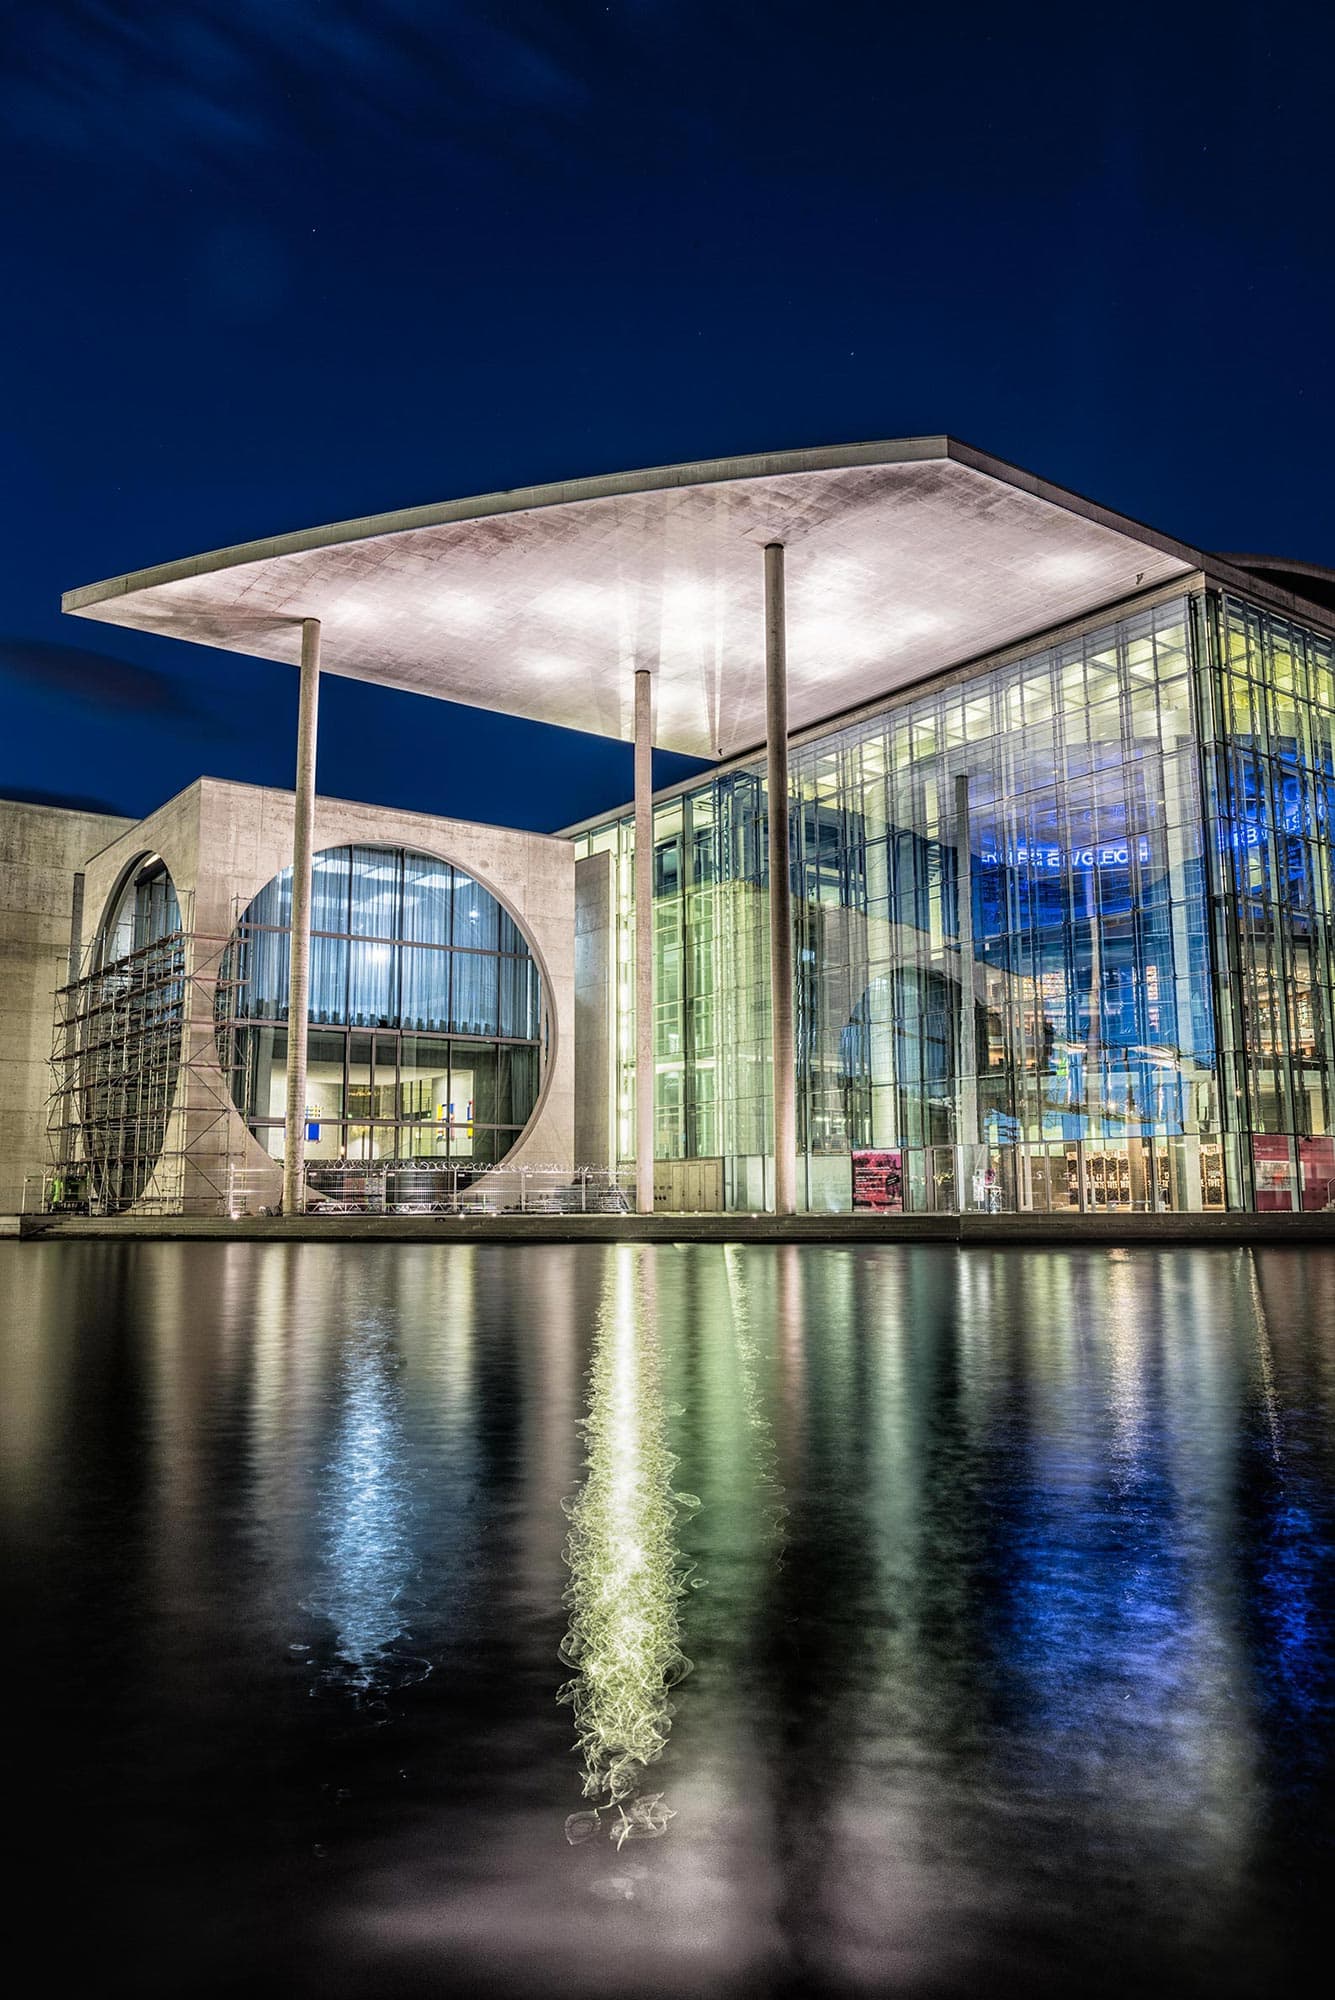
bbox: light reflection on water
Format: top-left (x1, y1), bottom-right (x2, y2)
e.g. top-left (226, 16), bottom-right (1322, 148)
top-left (3, 1240), bottom-right (1333, 1999)
top-left (305, 1317), bottom-right (419, 1690)
top-left (559, 1248), bottom-right (694, 1846)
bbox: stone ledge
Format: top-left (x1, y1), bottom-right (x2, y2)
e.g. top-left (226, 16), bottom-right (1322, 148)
top-left (15, 1211), bottom-right (1335, 1247)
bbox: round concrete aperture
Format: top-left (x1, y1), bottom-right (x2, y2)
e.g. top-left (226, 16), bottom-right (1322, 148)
top-left (215, 843), bottom-right (547, 1187)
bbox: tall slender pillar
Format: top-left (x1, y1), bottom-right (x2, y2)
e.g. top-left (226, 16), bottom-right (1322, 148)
top-left (282, 617), bottom-right (321, 1216)
top-left (765, 544), bottom-right (797, 1216)
top-left (634, 667), bottom-right (655, 1216)
top-left (954, 774), bottom-right (981, 1211)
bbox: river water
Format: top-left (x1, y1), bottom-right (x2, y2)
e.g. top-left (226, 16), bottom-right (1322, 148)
top-left (3, 1241), bottom-right (1332, 1996)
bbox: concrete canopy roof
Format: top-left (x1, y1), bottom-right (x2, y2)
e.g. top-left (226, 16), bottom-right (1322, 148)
top-left (64, 437), bottom-right (1199, 761)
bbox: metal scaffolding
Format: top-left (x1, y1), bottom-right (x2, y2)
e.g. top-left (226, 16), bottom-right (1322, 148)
top-left (44, 893), bottom-right (251, 1217)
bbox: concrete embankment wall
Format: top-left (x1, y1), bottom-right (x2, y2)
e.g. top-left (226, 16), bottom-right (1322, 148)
top-left (17, 1212), bottom-right (1335, 1247)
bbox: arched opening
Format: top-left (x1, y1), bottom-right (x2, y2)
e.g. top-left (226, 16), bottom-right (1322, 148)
top-left (79, 852), bottom-right (185, 1211)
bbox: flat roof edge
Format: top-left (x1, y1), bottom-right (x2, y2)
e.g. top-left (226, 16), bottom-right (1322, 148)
top-left (943, 439), bottom-right (1203, 569)
top-left (62, 435), bottom-right (958, 613)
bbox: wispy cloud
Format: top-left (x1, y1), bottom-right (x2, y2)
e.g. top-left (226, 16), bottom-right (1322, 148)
top-left (0, 1), bottom-right (594, 170)
top-left (0, 634), bottom-right (216, 723)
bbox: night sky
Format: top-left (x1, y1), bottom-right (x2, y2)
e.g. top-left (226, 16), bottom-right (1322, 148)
top-left (3, 2), bottom-right (1333, 832)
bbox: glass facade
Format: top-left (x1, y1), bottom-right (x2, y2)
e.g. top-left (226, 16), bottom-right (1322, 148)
top-left (216, 846), bottom-right (545, 1168)
top-left (578, 588), bottom-right (1335, 1214)
top-left (1200, 595), bottom-right (1335, 1210)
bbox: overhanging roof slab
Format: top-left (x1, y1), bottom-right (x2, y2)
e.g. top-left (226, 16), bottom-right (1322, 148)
top-left (63, 438), bottom-right (1198, 760)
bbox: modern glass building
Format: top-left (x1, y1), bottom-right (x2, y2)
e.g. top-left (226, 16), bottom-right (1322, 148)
top-left (572, 585), bottom-right (1335, 1214)
top-left (57, 436), bottom-right (1335, 1218)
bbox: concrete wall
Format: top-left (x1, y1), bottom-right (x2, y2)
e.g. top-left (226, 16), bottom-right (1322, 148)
top-left (574, 850), bottom-right (617, 1169)
top-left (76, 779), bottom-right (577, 1208)
top-left (0, 798), bottom-right (134, 1211)
top-left (0, 779), bottom-right (576, 1214)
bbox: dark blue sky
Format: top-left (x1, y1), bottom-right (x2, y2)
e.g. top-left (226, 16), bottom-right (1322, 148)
top-left (3, 1), bottom-right (1333, 829)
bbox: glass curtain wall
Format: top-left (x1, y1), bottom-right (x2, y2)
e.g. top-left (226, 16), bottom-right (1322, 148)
top-left (216, 846), bottom-right (544, 1169)
top-left (578, 593), bottom-right (1239, 1214)
top-left (1198, 594), bottom-right (1335, 1211)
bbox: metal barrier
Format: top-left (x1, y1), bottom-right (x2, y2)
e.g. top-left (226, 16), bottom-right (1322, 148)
top-left (23, 1162), bottom-right (636, 1219)
top-left (27, 1166), bottom-right (285, 1219)
top-left (301, 1162), bottom-right (636, 1217)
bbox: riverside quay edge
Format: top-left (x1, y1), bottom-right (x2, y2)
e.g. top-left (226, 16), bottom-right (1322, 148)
top-left (5, 436), bottom-right (1335, 1223)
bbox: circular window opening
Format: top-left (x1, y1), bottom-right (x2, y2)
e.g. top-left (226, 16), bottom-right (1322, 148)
top-left (215, 845), bottom-right (546, 1188)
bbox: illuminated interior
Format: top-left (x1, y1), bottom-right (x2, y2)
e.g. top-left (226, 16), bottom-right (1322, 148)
top-left (579, 589), bottom-right (1335, 1214)
top-left (216, 844), bottom-right (545, 1169)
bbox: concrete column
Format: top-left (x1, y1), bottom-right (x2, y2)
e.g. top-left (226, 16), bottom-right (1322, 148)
top-left (282, 617), bottom-right (321, 1216)
top-left (634, 666), bottom-right (655, 1215)
top-left (955, 773), bottom-right (979, 1209)
top-left (765, 543), bottom-right (797, 1215)
top-left (1084, 862), bottom-right (1104, 1140)
top-left (574, 850), bottom-right (617, 1173)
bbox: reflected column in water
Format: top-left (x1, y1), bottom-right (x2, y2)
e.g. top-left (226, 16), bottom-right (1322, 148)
top-left (721, 1245), bottom-right (785, 1546)
top-left (1245, 1252), bottom-right (1327, 1750)
top-left (559, 1246), bottom-right (696, 1848)
top-left (307, 1310), bottom-right (417, 1692)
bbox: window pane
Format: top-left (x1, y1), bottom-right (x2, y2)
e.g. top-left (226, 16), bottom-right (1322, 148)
top-left (249, 868), bottom-right (291, 931)
top-left (246, 922), bottom-right (289, 1019)
top-left (401, 946), bottom-right (450, 1031)
top-left (451, 951), bottom-right (499, 1035)
top-left (348, 940), bottom-right (397, 1026)
top-left (402, 854), bottom-right (452, 947)
top-left (311, 848), bottom-right (351, 933)
top-left (309, 934), bottom-right (348, 1023)
top-left (453, 875), bottom-right (500, 950)
top-left (350, 847), bottom-right (401, 939)
top-left (466, 1044), bottom-right (498, 1125)
top-left (499, 954), bottom-right (532, 1038)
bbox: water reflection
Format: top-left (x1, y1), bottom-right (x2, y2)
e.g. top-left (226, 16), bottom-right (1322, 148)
top-left (306, 1315), bottom-right (418, 1690)
top-left (1247, 1254), bottom-right (1328, 1755)
top-left (721, 1246), bottom-right (785, 1545)
top-left (973, 1255), bottom-right (1262, 1937)
top-left (4, 1240), bottom-right (1333, 1999)
top-left (559, 1248), bottom-right (695, 1847)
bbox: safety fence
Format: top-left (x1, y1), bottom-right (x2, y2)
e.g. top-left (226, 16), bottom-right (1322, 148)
top-left (302, 1162), bottom-right (636, 1216)
top-left (25, 1162), bottom-right (637, 1218)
